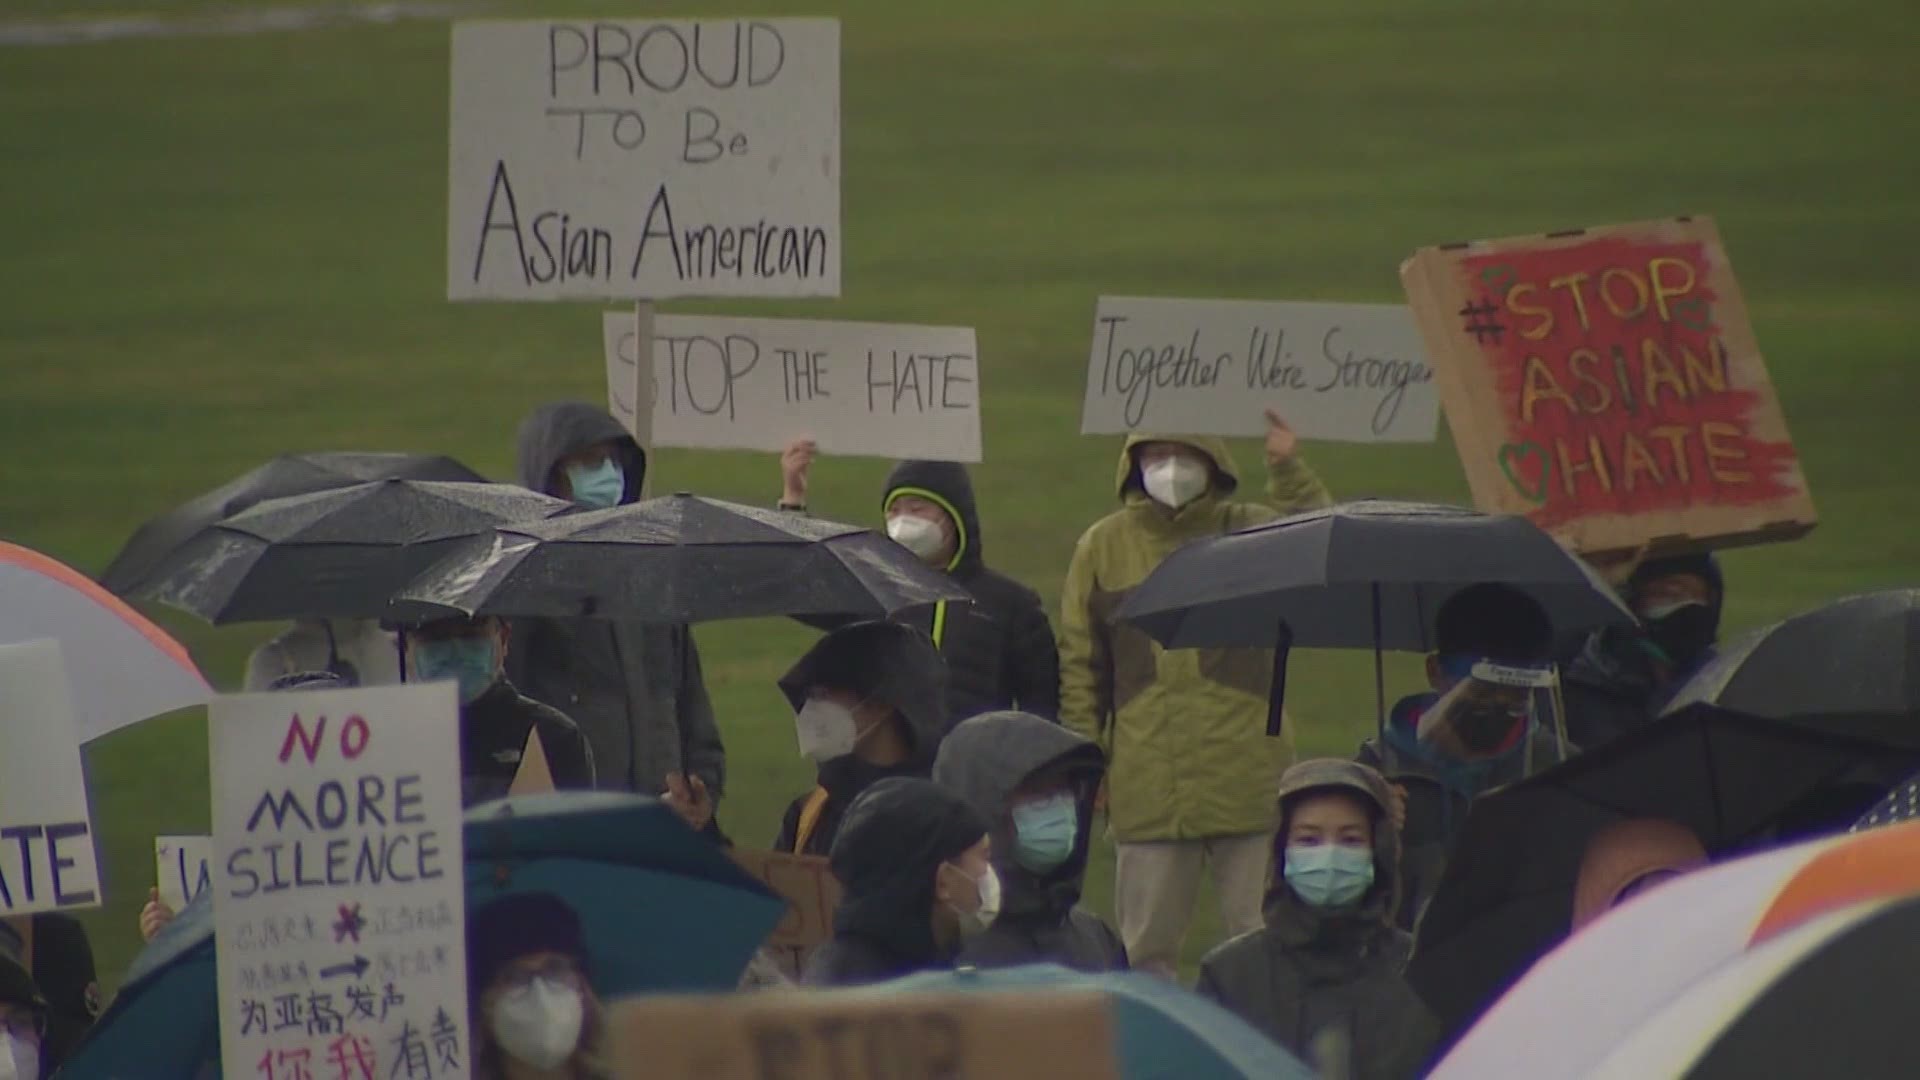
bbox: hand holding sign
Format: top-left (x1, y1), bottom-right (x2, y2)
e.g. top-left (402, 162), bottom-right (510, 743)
top-left (781, 437), bottom-right (817, 506)
top-left (662, 772), bottom-right (713, 832)
top-left (1263, 409), bottom-right (1299, 467)
top-left (140, 888), bottom-right (175, 944)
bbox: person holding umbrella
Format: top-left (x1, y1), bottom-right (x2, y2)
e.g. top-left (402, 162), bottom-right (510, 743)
top-left (803, 777), bottom-right (997, 986)
top-left (1058, 411), bottom-right (1331, 978)
top-left (468, 893), bottom-right (609, 1080)
top-left (1197, 759), bottom-right (1437, 1080)
top-left (1356, 583), bottom-right (1571, 929)
top-left (509, 401), bottom-right (725, 831)
top-left (932, 710), bottom-right (1127, 971)
top-left (773, 621), bottom-right (950, 856)
top-left (779, 444), bottom-right (1061, 725)
top-left (1562, 553), bottom-right (1725, 747)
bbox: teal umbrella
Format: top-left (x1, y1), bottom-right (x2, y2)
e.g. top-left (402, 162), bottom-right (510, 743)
top-left (876, 963), bottom-right (1315, 1079)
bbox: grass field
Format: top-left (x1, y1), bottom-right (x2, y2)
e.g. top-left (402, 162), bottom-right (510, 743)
top-left (3, 0), bottom-right (1916, 988)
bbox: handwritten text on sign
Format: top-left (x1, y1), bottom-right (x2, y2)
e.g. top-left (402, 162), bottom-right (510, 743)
top-left (605, 313), bottom-right (982, 462)
top-left (1079, 296), bottom-right (1438, 443)
top-left (0, 640), bottom-right (101, 916)
top-left (449, 19), bottom-right (840, 301)
top-left (212, 682), bottom-right (468, 1080)
top-left (156, 835), bottom-right (213, 913)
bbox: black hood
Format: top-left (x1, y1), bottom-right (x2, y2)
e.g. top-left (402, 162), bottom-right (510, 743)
top-left (778, 621), bottom-right (949, 763)
top-left (828, 777), bottom-right (988, 966)
top-left (514, 401), bottom-right (646, 503)
top-left (882, 460), bottom-right (984, 575)
top-left (932, 711), bottom-right (1105, 920)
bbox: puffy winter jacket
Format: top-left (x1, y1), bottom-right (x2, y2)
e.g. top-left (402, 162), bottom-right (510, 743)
top-left (1059, 435), bottom-right (1331, 841)
top-left (882, 460), bottom-right (1060, 725)
top-left (933, 711), bottom-right (1127, 972)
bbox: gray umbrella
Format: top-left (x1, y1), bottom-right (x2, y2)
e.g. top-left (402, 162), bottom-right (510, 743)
top-left (388, 492), bottom-right (973, 625)
top-left (1664, 588), bottom-right (1920, 724)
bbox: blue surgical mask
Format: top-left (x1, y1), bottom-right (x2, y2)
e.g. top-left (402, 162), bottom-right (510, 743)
top-left (1010, 793), bottom-right (1079, 873)
top-left (410, 635), bottom-right (499, 704)
top-left (565, 458), bottom-right (626, 509)
top-left (1283, 843), bottom-right (1375, 908)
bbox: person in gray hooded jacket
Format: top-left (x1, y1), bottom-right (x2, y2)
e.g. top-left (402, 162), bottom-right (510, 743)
top-left (508, 402), bottom-right (725, 828)
top-left (932, 710), bottom-right (1126, 972)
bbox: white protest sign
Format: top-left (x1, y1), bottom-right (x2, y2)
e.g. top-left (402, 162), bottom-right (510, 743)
top-left (212, 681), bottom-right (468, 1080)
top-left (449, 18), bottom-right (841, 301)
top-left (604, 312), bottom-right (983, 461)
top-left (0, 640), bottom-right (101, 916)
top-left (156, 834), bottom-right (213, 913)
top-left (1080, 296), bottom-right (1439, 443)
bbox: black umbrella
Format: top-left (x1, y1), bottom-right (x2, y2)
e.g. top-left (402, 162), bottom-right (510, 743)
top-left (1117, 500), bottom-right (1634, 732)
top-left (1406, 704), bottom-right (1920, 1045)
top-left (100, 451), bottom-right (485, 595)
top-left (387, 493), bottom-right (973, 625)
top-left (1664, 588), bottom-right (1920, 724)
top-left (141, 480), bottom-right (570, 623)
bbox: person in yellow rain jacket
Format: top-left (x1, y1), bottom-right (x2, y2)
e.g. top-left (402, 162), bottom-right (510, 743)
top-left (1059, 410), bottom-right (1332, 977)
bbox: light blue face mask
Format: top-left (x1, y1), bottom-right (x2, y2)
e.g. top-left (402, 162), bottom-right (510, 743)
top-left (1283, 843), bottom-right (1375, 908)
top-left (565, 457), bottom-right (626, 509)
top-left (410, 635), bottom-right (499, 705)
top-left (1010, 792), bottom-right (1079, 873)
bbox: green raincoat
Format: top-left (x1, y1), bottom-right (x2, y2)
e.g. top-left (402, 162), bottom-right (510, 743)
top-left (1058, 435), bottom-right (1332, 841)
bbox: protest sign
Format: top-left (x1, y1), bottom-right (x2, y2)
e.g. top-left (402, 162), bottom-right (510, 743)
top-left (1079, 296), bottom-right (1438, 443)
top-left (604, 312), bottom-right (982, 461)
top-left (449, 18), bottom-right (840, 301)
top-left (156, 834), bottom-right (214, 913)
top-left (610, 989), bottom-right (1119, 1079)
top-left (0, 640), bottom-right (101, 917)
top-left (726, 849), bottom-right (840, 979)
top-left (211, 682), bottom-right (468, 1080)
top-left (1402, 216), bottom-right (1816, 556)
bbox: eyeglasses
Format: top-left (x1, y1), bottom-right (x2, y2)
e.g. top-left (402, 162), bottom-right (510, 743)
top-left (495, 956), bottom-right (585, 993)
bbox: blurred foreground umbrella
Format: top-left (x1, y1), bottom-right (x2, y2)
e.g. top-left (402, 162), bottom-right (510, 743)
top-left (136, 480), bottom-right (569, 624)
top-left (388, 493), bottom-right (972, 625)
top-left (59, 892), bottom-right (217, 1079)
top-left (879, 964), bottom-right (1315, 1079)
top-left (1665, 588), bottom-right (1920, 724)
top-left (1430, 823), bottom-right (1920, 1079)
top-left (1408, 705), bottom-right (1920, 1044)
top-left (0, 540), bottom-right (210, 741)
top-left (99, 451), bottom-right (485, 596)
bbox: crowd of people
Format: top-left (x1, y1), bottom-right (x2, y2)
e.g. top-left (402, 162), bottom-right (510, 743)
top-left (5, 395), bottom-right (1843, 1080)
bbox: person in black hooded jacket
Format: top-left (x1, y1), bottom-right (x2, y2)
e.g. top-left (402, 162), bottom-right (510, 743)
top-left (803, 777), bottom-right (995, 986)
top-left (508, 402), bottom-right (726, 829)
top-left (773, 621), bottom-right (950, 857)
top-left (1562, 553), bottom-right (1725, 748)
top-left (932, 710), bottom-right (1126, 971)
top-left (779, 444), bottom-right (1059, 725)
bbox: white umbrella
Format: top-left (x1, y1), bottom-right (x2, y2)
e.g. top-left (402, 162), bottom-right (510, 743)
top-left (0, 540), bottom-right (210, 741)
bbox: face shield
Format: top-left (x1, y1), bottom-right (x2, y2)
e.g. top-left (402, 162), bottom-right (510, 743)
top-left (1418, 657), bottom-right (1567, 770)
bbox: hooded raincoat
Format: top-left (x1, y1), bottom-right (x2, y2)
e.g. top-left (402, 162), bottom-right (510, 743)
top-left (1058, 436), bottom-right (1331, 841)
top-left (506, 402), bottom-right (726, 799)
top-left (882, 460), bottom-right (1059, 725)
top-left (1197, 760), bottom-right (1438, 1080)
top-left (803, 777), bottom-right (989, 986)
top-left (932, 711), bottom-right (1127, 971)
top-left (773, 622), bottom-right (951, 856)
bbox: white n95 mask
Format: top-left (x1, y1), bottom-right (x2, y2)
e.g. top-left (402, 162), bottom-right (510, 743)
top-left (795, 697), bottom-right (861, 762)
top-left (886, 515), bottom-right (946, 562)
top-left (490, 977), bottom-right (584, 1070)
top-left (1142, 457), bottom-right (1210, 509)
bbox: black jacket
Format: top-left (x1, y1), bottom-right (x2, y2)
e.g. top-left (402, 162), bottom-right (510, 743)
top-left (460, 679), bottom-right (595, 805)
top-left (1562, 552), bottom-right (1726, 749)
top-left (931, 711), bottom-right (1126, 972)
top-left (802, 777), bottom-right (987, 987)
top-left (882, 461), bottom-right (1059, 726)
top-left (506, 402), bottom-right (726, 797)
top-left (1198, 761), bottom-right (1437, 1080)
top-left (773, 622), bottom-right (950, 855)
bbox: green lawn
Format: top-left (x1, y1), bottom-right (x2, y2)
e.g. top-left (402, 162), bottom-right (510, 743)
top-left (2, 0), bottom-right (1915, 988)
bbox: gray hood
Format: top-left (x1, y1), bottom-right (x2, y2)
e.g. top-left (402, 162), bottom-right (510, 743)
top-left (514, 401), bottom-right (646, 502)
top-left (779, 621), bottom-right (949, 764)
top-left (933, 710), bottom-right (1106, 919)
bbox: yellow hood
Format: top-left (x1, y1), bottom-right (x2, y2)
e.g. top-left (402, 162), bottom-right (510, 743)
top-left (1114, 433), bottom-right (1242, 500)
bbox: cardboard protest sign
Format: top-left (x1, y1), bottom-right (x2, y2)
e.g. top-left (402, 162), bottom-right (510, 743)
top-left (211, 682), bottom-right (468, 1080)
top-left (156, 834), bottom-right (213, 913)
top-left (609, 988), bottom-right (1119, 1079)
top-left (1402, 217), bottom-right (1815, 556)
top-left (1079, 296), bottom-right (1438, 443)
top-left (450, 18), bottom-right (840, 301)
top-left (605, 312), bottom-right (982, 461)
top-left (0, 640), bottom-right (101, 916)
top-left (726, 849), bottom-right (840, 979)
